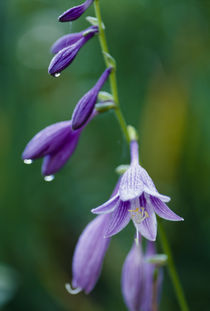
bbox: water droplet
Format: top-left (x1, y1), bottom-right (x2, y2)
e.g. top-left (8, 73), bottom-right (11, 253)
top-left (44, 175), bottom-right (55, 182)
top-left (24, 159), bottom-right (33, 164)
top-left (54, 72), bottom-right (60, 78)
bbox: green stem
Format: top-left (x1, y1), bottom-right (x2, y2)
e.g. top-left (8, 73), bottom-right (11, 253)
top-left (94, 0), bottom-right (130, 143)
top-left (158, 221), bottom-right (189, 311)
top-left (94, 1), bottom-right (189, 310)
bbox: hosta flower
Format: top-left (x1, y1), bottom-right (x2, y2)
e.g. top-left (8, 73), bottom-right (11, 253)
top-left (48, 30), bottom-right (97, 77)
top-left (59, 0), bottom-right (94, 22)
top-left (72, 67), bottom-right (112, 130)
top-left (22, 112), bottom-right (96, 177)
top-left (92, 139), bottom-right (183, 241)
top-left (65, 214), bottom-right (110, 294)
top-left (51, 26), bottom-right (98, 55)
top-left (122, 240), bottom-right (163, 311)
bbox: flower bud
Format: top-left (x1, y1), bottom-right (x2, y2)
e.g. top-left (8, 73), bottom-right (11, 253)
top-left (66, 215), bottom-right (110, 294)
top-left (59, 0), bottom-right (94, 22)
top-left (48, 31), bottom-right (96, 77)
top-left (72, 67), bottom-right (112, 130)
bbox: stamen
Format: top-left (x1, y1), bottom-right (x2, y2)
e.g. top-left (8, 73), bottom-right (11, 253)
top-left (129, 207), bottom-right (149, 224)
top-left (65, 283), bottom-right (82, 295)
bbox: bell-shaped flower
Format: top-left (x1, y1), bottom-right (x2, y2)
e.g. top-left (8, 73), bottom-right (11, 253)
top-left (122, 240), bottom-right (163, 311)
top-left (51, 26), bottom-right (98, 55)
top-left (66, 215), bottom-right (111, 294)
top-left (92, 139), bottom-right (183, 241)
top-left (72, 67), bottom-right (112, 130)
top-left (59, 0), bottom-right (94, 22)
top-left (48, 30), bottom-right (97, 77)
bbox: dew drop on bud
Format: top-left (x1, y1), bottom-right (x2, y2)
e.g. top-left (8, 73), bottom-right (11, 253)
top-left (44, 175), bottom-right (55, 182)
top-left (54, 73), bottom-right (61, 78)
top-left (24, 159), bottom-right (33, 165)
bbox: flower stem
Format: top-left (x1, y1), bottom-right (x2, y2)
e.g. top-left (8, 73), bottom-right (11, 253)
top-left (94, 0), bottom-right (130, 143)
top-left (94, 1), bottom-right (189, 310)
top-left (158, 221), bottom-right (189, 311)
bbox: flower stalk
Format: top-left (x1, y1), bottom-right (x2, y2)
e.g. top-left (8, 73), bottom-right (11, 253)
top-left (94, 1), bottom-right (189, 310)
top-left (93, 0), bottom-right (130, 143)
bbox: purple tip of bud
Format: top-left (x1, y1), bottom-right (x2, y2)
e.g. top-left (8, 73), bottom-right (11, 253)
top-left (51, 26), bottom-right (98, 55)
top-left (59, 0), bottom-right (94, 22)
top-left (51, 33), bottom-right (83, 55)
top-left (22, 121), bottom-right (72, 160)
top-left (48, 31), bottom-right (96, 77)
top-left (71, 215), bottom-right (110, 294)
top-left (72, 67), bottom-right (112, 130)
top-left (41, 130), bottom-right (81, 176)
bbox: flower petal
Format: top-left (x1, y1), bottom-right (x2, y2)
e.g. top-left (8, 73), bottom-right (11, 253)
top-left (105, 201), bottom-right (130, 237)
top-left (150, 196), bottom-right (183, 221)
top-left (91, 194), bottom-right (120, 214)
top-left (135, 203), bottom-right (157, 241)
top-left (140, 167), bottom-right (170, 202)
top-left (119, 165), bottom-right (144, 201)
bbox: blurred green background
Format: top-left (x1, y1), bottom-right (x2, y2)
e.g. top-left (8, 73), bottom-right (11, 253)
top-left (1, 0), bottom-right (210, 310)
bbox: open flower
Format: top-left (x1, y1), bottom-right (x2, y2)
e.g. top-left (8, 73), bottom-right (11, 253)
top-left (59, 0), bottom-right (94, 22)
top-left (48, 29), bottom-right (97, 77)
top-left (72, 67), bottom-right (112, 130)
top-left (51, 26), bottom-right (98, 55)
top-left (122, 240), bottom-right (163, 311)
top-left (66, 214), bottom-right (110, 295)
top-left (92, 139), bottom-right (183, 241)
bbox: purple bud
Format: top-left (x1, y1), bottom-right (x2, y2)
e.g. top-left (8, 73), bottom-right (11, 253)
top-left (122, 242), bottom-right (145, 311)
top-left (59, 0), bottom-right (94, 22)
top-left (122, 241), bottom-right (163, 311)
top-left (51, 26), bottom-right (98, 55)
top-left (48, 31), bottom-right (96, 77)
top-left (22, 121), bottom-right (81, 176)
top-left (72, 67), bottom-right (112, 130)
top-left (67, 215), bottom-right (110, 294)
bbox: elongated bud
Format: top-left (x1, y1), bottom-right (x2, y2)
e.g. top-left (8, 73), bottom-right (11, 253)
top-left (72, 67), bottom-right (112, 130)
top-left (59, 0), bottom-right (94, 22)
top-left (68, 215), bottom-right (110, 294)
top-left (48, 31), bottom-right (96, 77)
top-left (122, 242), bottom-right (144, 311)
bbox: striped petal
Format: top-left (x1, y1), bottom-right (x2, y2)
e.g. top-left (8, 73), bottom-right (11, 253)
top-left (105, 201), bottom-right (130, 237)
top-left (150, 196), bottom-right (183, 221)
top-left (91, 194), bottom-right (120, 214)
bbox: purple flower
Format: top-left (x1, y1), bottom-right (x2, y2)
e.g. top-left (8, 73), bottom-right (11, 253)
top-left (51, 26), bottom-right (98, 55)
top-left (59, 0), bottom-right (94, 22)
top-left (122, 240), bottom-right (163, 311)
top-left (92, 140), bottom-right (183, 241)
top-left (66, 214), bottom-right (110, 294)
top-left (72, 67), bottom-right (112, 130)
top-left (48, 30), bottom-right (97, 77)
